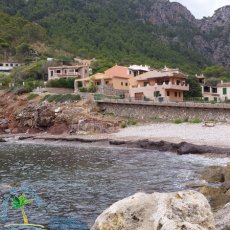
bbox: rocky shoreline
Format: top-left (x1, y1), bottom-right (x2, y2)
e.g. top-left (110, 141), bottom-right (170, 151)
top-left (1, 134), bottom-right (230, 156)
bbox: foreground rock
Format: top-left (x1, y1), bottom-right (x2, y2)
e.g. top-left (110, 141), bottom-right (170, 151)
top-left (199, 165), bottom-right (230, 209)
top-left (91, 191), bottom-right (215, 230)
top-left (215, 203), bottom-right (230, 230)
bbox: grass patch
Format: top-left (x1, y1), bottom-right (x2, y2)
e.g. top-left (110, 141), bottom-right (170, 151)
top-left (103, 112), bottom-right (115, 116)
top-left (190, 117), bottom-right (201, 123)
top-left (41, 94), bottom-right (81, 103)
top-left (127, 117), bottom-right (138, 126)
top-left (27, 93), bottom-right (39, 100)
top-left (174, 118), bottom-right (183, 124)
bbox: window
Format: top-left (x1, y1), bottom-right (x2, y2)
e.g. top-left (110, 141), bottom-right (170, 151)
top-left (56, 70), bottom-right (61, 74)
top-left (121, 82), bottom-right (123, 86)
top-left (125, 83), bottom-right (128, 86)
top-left (75, 69), bottom-right (79, 72)
top-left (212, 87), bottom-right (217, 93)
top-left (154, 91), bottom-right (160, 97)
top-left (0, 64), bottom-right (3, 66)
top-left (51, 71), bottom-right (54, 77)
top-left (6, 64), bottom-right (8, 66)
top-left (223, 88), bottom-right (227, 95)
top-left (167, 91), bottom-right (170, 97)
top-left (105, 81), bottom-right (109, 85)
top-left (10, 64), bottom-right (13, 67)
top-left (175, 92), bottom-right (177, 97)
top-left (144, 82), bottom-right (148, 86)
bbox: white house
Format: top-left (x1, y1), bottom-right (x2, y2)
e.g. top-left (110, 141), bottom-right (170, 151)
top-left (0, 62), bottom-right (23, 74)
top-left (217, 82), bottom-right (230, 102)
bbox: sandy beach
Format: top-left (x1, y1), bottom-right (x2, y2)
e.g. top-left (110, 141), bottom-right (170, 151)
top-left (111, 123), bottom-right (230, 148)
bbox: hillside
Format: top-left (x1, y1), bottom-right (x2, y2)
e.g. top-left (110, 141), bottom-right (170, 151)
top-left (0, 11), bottom-right (48, 62)
top-left (0, 0), bottom-right (229, 73)
top-left (0, 11), bottom-right (73, 63)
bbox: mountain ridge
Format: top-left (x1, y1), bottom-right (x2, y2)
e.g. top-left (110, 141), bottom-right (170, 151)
top-left (0, 0), bottom-right (229, 72)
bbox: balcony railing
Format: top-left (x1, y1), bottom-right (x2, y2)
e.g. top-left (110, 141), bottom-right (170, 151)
top-left (131, 82), bottom-right (189, 91)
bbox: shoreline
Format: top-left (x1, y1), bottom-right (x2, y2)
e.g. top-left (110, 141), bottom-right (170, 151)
top-left (1, 131), bottom-right (230, 157)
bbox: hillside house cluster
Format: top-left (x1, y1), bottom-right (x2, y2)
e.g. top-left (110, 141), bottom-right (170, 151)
top-left (47, 62), bottom-right (189, 102)
top-left (73, 65), bottom-right (189, 102)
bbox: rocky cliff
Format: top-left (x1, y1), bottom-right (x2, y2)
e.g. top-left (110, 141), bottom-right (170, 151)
top-left (135, 0), bottom-right (230, 69)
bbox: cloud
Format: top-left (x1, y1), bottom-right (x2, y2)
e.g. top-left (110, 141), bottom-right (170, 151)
top-left (170, 0), bottom-right (230, 19)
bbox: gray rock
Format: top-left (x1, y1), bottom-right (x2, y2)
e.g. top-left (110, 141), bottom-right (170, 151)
top-left (215, 203), bottom-right (230, 230)
top-left (91, 191), bottom-right (215, 230)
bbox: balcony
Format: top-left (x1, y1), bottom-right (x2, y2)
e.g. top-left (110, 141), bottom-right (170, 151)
top-left (131, 82), bottom-right (189, 91)
top-left (163, 82), bottom-right (189, 91)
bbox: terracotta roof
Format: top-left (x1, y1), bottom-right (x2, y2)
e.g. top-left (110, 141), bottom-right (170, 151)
top-left (75, 73), bottom-right (110, 82)
top-left (48, 65), bottom-right (88, 70)
top-left (136, 70), bottom-right (186, 81)
top-left (217, 82), bottom-right (230, 87)
top-left (104, 65), bottom-right (130, 79)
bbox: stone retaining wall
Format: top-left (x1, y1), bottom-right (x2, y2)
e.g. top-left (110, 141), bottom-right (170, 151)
top-left (98, 101), bottom-right (230, 121)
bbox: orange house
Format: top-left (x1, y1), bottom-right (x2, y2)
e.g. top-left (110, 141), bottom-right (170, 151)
top-left (75, 66), bottom-right (130, 94)
top-left (129, 67), bottom-right (189, 102)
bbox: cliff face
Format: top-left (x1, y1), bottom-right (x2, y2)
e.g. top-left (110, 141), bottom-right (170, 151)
top-left (198, 6), bottom-right (230, 68)
top-left (135, 0), bottom-right (196, 25)
top-left (135, 1), bottom-right (230, 69)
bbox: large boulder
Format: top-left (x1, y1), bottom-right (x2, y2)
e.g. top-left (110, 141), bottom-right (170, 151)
top-left (215, 203), bottom-right (230, 230)
top-left (91, 191), bottom-right (215, 230)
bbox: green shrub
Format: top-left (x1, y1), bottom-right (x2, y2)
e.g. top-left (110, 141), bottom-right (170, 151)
top-left (46, 78), bottom-right (75, 89)
top-left (121, 123), bottom-right (127, 128)
top-left (103, 112), bottom-right (115, 116)
top-left (127, 118), bottom-right (137, 126)
top-left (79, 87), bottom-right (87, 92)
top-left (190, 117), bottom-right (201, 123)
top-left (27, 93), bottom-right (39, 100)
top-left (174, 118), bottom-right (183, 124)
top-left (41, 94), bottom-right (81, 103)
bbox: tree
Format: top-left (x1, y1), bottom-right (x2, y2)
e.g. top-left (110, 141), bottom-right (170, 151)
top-left (202, 65), bottom-right (229, 81)
top-left (184, 76), bottom-right (202, 98)
top-left (87, 76), bottom-right (97, 93)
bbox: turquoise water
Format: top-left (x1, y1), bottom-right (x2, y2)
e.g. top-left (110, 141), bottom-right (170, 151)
top-left (0, 140), bottom-right (229, 229)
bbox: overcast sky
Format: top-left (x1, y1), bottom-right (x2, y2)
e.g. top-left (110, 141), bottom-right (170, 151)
top-left (170, 0), bottom-right (230, 19)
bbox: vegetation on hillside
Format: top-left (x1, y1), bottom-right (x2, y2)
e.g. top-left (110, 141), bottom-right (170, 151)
top-left (0, 0), bottom-right (210, 74)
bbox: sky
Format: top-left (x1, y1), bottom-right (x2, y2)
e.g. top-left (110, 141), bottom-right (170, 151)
top-left (170, 0), bottom-right (230, 19)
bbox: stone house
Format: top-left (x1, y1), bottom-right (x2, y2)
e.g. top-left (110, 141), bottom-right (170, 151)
top-left (48, 65), bottom-right (89, 81)
top-left (129, 67), bottom-right (189, 102)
